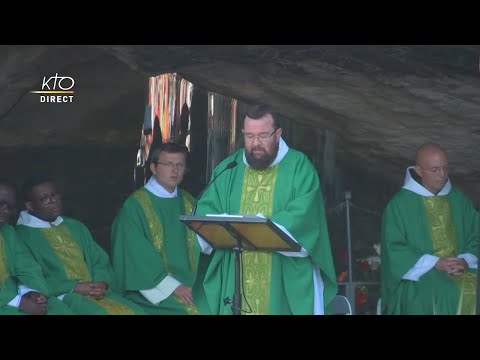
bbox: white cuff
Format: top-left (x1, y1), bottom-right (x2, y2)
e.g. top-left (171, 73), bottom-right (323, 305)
top-left (140, 276), bottom-right (181, 305)
top-left (197, 234), bottom-right (213, 255)
top-left (18, 284), bottom-right (37, 296)
top-left (458, 253), bottom-right (478, 269)
top-left (8, 285), bottom-right (38, 308)
top-left (7, 295), bottom-right (21, 308)
top-left (402, 254), bottom-right (439, 281)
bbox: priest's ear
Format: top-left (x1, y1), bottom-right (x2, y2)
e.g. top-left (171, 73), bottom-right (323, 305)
top-left (149, 161), bottom-right (156, 175)
top-left (275, 127), bottom-right (282, 139)
top-left (413, 164), bottom-right (424, 179)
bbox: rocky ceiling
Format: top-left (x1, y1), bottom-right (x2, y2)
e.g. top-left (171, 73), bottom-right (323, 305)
top-left (1, 45), bottom-right (480, 201)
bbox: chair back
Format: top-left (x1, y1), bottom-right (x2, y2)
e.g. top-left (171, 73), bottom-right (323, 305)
top-left (329, 295), bottom-right (353, 315)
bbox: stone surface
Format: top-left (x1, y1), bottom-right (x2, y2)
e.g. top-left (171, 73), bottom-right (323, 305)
top-left (2, 45), bottom-right (479, 195)
top-left (1, 45), bottom-right (479, 258)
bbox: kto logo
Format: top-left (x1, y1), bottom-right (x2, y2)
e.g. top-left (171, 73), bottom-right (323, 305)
top-left (30, 73), bottom-right (75, 103)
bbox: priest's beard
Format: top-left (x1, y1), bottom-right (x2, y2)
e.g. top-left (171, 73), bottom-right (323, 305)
top-left (245, 142), bottom-right (279, 170)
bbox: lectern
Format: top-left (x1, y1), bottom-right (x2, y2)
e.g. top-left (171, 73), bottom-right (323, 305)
top-left (180, 214), bottom-right (301, 315)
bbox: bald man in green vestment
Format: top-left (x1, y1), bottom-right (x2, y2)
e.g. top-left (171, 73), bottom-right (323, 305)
top-left (195, 104), bottom-right (338, 315)
top-left (381, 143), bottom-right (478, 315)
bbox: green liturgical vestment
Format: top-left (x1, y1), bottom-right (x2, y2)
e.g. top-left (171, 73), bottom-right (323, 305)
top-left (381, 168), bottom-right (478, 315)
top-left (0, 223), bottom-right (74, 315)
top-left (195, 140), bottom-right (337, 315)
top-left (16, 213), bottom-right (144, 315)
top-left (111, 184), bottom-right (210, 315)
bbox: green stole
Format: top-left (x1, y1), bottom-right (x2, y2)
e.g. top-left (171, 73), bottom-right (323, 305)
top-left (0, 233), bottom-right (9, 288)
top-left (423, 197), bottom-right (476, 315)
top-left (39, 224), bottom-right (134, 315)
top-left (240, 165), bottom-right (279, 315)
top-left (133, 188), bottom-right (199, 315)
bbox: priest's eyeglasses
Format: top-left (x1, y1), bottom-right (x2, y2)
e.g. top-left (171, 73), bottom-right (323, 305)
top-left (39, 192), bottom-right (61, 205)
top-left (242, 129), bottom-right (277, 142)
top-left (155, 161), bottom-right (186, 170)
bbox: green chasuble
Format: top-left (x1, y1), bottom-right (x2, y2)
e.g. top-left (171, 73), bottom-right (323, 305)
top-left (0, 224), bottom-right (74, 315)
top-left (381, 188), bottom-right (478, 315)
top-left (111, 187), bottom-right (210, 315)
top-left (16, 217), bottom-right (144, 315)
top-left (195, 147), bottom-right (337, 315)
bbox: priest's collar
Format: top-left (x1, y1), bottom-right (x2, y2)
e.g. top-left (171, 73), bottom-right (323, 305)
top-left (16, 210), bottom-right (63, 228)
top-left (144, 176), bottom-right (177, 198)
top-left (402, 166), bottom-right (451, 196)
top-left (242, 137), bottom-right (289, 167)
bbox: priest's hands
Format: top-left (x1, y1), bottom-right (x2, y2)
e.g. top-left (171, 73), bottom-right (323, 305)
top-left (435, 257), bottom-right (468, 276)
top-left (73, 281), bottom-right (109, 299)
top-left (89, 281), bottom-right (108, 300)
top-left (174, 284), bottom-right (194, 305)
top-left (19, 291), bottom-right (48, 315)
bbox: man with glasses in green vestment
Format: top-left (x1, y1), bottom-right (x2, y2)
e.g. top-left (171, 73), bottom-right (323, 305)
top-left (381, 143), bottom-right (478, 315)
top-left (16, 176), bottom-right (144, 315)
top-left (111, 142), bottom-right (210, 315)
top-left (0, 179), bottom-right (74, 315)
top-left (195, 104), bottom-right (338, 315)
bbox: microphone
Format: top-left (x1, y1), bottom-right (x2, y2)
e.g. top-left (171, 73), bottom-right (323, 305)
top-left (191, 160), bottom-right (238, 215)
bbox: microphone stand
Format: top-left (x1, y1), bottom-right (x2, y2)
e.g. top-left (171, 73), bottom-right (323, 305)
top-left (232, 240), bottom-right (243, 315)
top-left (221, 224), bottom-right (244, 315)
top-left (344, 191), bottom-right (355, 315)
top-left (189, 160), bottom-right (240, 313)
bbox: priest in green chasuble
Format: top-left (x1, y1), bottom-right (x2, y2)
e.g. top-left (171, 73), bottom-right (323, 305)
top-left (16, 176), bottom-right (144, 315)
top-left (111, 142), bottom-right (210, 315)
top-left (0, 180), bottom-right (74, 315)
top-left (195, 104), bottom-right (337, 315)
top-left (381, 143), bottom-right (478, 315)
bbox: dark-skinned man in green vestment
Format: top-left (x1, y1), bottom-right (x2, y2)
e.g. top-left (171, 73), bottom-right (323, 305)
top-left (15, 176), bottom-right (144, 315)
top-left (381, 143), bottom-right (478, 315)
top-left (195, 104), bottom-right (338, 315)
top-left (111, 142), bottom-right (210, 315)
top-left (0, 179), bottom-right (74, 315)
